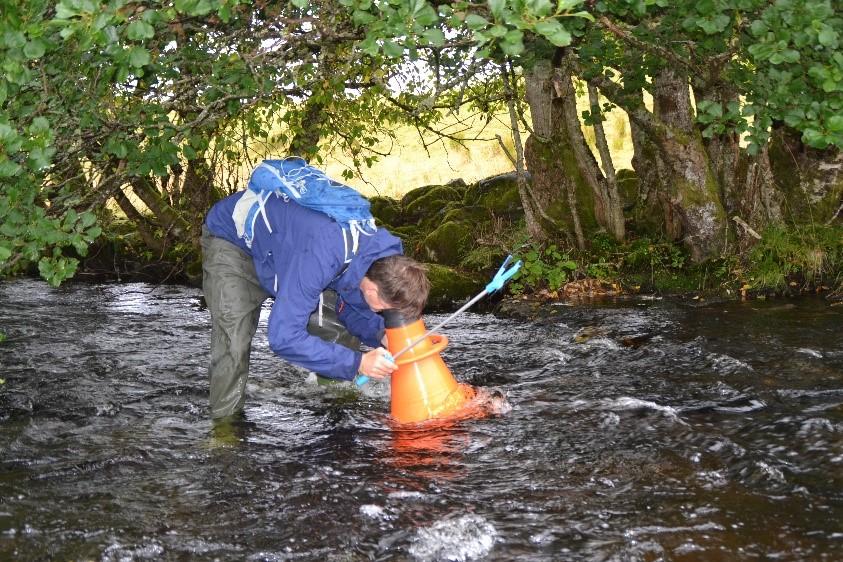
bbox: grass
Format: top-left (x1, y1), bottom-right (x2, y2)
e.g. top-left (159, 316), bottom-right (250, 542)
top-left (325, 95), bottom-right (635, 199)
top-left (234, 89), bottom-right (636, 199)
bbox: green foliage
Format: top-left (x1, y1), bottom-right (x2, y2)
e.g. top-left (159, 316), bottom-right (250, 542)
top-left (623, 237), bottom-right (687, 280)
top-left (742, 0), bottom-right (843, 150)
top-left (743, 224), bottom-right (843, 290)
top-left (344, 0), bottom-right (592, 62)
top-left (510, 243), bottom-right (578, 293)
top-left (2, 0), bottom-right (842, 290)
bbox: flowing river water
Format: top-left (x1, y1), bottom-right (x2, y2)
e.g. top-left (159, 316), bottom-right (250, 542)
top-left (0, 279), bottom-right (841, 561)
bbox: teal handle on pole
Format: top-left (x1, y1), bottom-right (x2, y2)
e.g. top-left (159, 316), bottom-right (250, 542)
top-left (355, 352), bottom-right (394, 386)
top-left (484, 255), bottom-right (522, 293)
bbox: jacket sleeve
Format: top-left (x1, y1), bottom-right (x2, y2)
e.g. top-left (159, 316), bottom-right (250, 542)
top-left (335, 291), bottom-right (385, 349)
top-left (266, 230), bottom-right (362, 381)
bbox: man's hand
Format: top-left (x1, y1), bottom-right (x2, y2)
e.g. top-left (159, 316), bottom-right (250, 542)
top-left (359, 347), bottom-right (397, 380)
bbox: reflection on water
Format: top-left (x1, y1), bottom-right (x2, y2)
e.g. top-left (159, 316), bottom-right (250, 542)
top-left (1, 279), bottom-right (842, 560)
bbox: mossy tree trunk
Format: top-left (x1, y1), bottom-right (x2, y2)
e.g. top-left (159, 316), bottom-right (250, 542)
top-left (768, 125), bottom-right (843, 225)
top-left (178, 156), bottom-right (221, 246)
top-left (593, 68), bottom-right (728, 261)
top-left (587, 82), bottom-right (625, 241)
top-left (650, 69), bottom-right (728, 261)
top-left (507, 61), bottom-right (555, 242)
top-left (523, 59), bottom-right (604, 249)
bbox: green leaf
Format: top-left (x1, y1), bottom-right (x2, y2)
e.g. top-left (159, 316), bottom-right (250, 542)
top-left (28, 146), bottom-right (55, 171)
top-left (465, 14), bottom-right (490, 30)
top-left (556, 0), bottom-right (583, 10)
top-left (500, 29), bottom-right (525, 55)
top-left (4, 31), bottom-right (26, 50)
top-left (526, 0), bottom-right (554, 17)
top-left (822, 79), bottom-right (839, 93)
top-left (569, 11), bottom-right (594, 22)
top-left (383, 40), bottom-right (404, 58)
top-left (749, 19), bottom-right (766, 37)
top-left (128, 46), bottom-right (150, 68)
top-left (359, 36), bottom-right (379, 56)
top-left (489, 24), bottom-right (508, 37)
top-left (415, 5), bottom-right (439, 26)
top-left (80, 211), bottom-right (97, 228)
top-left (55, 1), bottom-right (79, 19)
top-left (29, 117), bottom-right (50, 135)
top-left (422, 28), bottom-right (446, 47)
top-left (126, 20), bottom-right (155, 41)
top-left (818, 28), bottom-right (839, 48)
top-left (802, 127), bottom-right (824, 147)
top-left (0, 123), bottom-right (15, 142)
top-left (535, 19), bottom-right (572, 46)
top-left (0, 246), bottom-right (11, 262)
top-left (353, 9), bottom-right (376, 25)
top-left (534, 19), bottom-right (564, 36)
top-left (23, 40), bottom-right (46, 60)
top-left (0, 160), bottom-right (21, 178)
top-left (291, 0), bottom-right (309, 8)
top-left (828, 115), bottom-right (843, 133)
top-left (489, 0), bottom-right (505, 20)
top-left (781, 49), bottom-right (800, 63)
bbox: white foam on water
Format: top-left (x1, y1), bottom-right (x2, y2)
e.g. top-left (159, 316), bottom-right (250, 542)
top-left (602, 397), bottom-right (687, 424)
top-left (409, 514), bottom-right (497, 561)
top-left (600, 412), bottom-right (621, 427)
top-left (101, 540), bottom-right (164, 561)
top-left (710, 353), bottom-right (753, 374)
top-left (584, 336), bottom-right (622, 350)
top-left (796, 348), bottom-right (823, 358)
top-left (754, 461), bottom-right (786, 484)
top-left (797, 417), bottom-right (838, 437)
top-left (360, 504), bottom-right (386, 519)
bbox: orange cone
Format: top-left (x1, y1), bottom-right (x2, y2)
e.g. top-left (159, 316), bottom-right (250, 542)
top-left (382, 310), bottom-right (475, 424)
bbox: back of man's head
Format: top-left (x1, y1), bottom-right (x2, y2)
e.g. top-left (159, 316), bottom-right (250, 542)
top-left (366, 255), bottom-right (430, 320)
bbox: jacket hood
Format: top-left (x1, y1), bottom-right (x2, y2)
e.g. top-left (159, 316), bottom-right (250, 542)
top-left (333, 228), bottom-right (403, 293)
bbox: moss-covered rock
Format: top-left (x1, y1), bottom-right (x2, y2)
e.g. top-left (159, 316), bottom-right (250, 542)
top-left (403, 185), bottom-right (466, 224)
top-left (421, 221), bottom-right (473, 266)
top-left (462, 172), bottom-right (522, 217)
top-left (387, 224), bottom-right (425, 259)
top-left (424, 263), bottom-right (483, 311)
top-left (441, 204), bottom-right (490, 225)
top-left (369, 195), bottom-right (402, 227)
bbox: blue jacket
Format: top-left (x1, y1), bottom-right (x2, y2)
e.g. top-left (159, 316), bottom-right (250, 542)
top-left (205, 191), bottom-right (403, 380)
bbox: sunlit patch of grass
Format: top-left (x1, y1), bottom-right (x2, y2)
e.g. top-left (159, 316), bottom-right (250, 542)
top-left (321, 111), bottom-right (518, 199)
top-left (218, 93), bottom-right (638, 199)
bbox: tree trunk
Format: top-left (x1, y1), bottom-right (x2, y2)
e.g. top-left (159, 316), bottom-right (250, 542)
top-left (178, 157), bottom-right (219, 245)
top-left (767, 124), bottom-right (842, 225)
top-left (130, 176), bottom-right (191, 243)
top-left (587, 82), bottom-right (625, 241)
top-left (112, 187), bottom-right (166, 255)
top-left (628, 109), bottom-right (673, 238)
top-left (504, 63), bottom-right (549, 242)
top-left (649, 68), bottom-right (728, 262)
top-left (522, 60), bottom-right (599, 248)
top-left (287, 96), bottom-right (326, 160)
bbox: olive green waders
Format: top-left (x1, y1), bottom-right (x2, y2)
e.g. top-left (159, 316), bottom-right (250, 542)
top-left (201, 226), bottom-right (359, 419)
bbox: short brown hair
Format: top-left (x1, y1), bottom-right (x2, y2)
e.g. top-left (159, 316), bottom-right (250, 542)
top-left (366, 255), bottom-right (430, 320)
